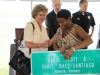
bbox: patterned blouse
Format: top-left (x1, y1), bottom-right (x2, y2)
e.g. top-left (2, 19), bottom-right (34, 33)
top-left (56, 25), bottom-right (82, 50)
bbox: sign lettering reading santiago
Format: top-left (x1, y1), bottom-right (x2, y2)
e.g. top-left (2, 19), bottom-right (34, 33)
top-left (30, 49), bottom-right (100, 75)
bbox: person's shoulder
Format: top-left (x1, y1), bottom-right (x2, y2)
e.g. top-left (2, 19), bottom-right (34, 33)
top-left (73, 24), bottom-right (82, 29)
top-left (46, 10), bottom-right (56, 19)
top-left (24, 22), bottom-right (34, 31)
top-left (86, 12), bottom-right (93, 16)
top-left (86, 12), bottom-right (95, 19)
top-left (26, 22), bottom-right (32, 27)
top-left (72, 11), bottom-right (79, 19)
top-left (47, 10), bottom-right (54, 16)
top-left (72, 11), bottom-right (80, 18)
top-left (25, 21), bottom-right (35, 29)
top-left (72, 11), bottom-right (79, 15)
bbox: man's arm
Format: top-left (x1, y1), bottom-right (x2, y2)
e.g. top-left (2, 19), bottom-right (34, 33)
top-left (90, 13), bottom-right (96, 37)
top-left (45, 14), bottom-right (55, 38)
top-left (90, 26), bottom-right (94, 37)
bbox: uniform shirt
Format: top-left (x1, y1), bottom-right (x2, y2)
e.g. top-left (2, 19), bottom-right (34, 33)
top-left (23, 19), bottom-right (49, 58)
top-left (72, 11), bottom-right (96, 33)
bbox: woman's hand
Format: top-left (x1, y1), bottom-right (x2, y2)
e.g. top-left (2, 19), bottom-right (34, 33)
top-left (64, 48), bottom-right (74, 60)
top-left (59, 47), bottom-right (66, 55)
top-left (41, 40), bottom-right (49, 48)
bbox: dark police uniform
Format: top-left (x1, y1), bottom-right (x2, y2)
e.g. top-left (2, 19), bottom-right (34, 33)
top-left (72, 11), bottom-right (96, 49)
top-left (72, 11), bottom-right (95, 33)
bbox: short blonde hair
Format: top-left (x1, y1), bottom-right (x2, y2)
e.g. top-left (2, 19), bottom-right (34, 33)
top-left (31, 4), bottom-right (48, 19)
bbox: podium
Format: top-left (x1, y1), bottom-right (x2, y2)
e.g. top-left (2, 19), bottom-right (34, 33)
top-left (14, 28), bottom-right (24, 50)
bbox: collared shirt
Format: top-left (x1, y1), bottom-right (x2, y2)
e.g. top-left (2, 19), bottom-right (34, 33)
top-left (72, 11), bottom-right (96, 33)
top-left (24, 19), bottom-right (49, 58)
top-left (54, 9), bottom-right (61, 15)
top-left (54, 10), bottom-right (57, 15)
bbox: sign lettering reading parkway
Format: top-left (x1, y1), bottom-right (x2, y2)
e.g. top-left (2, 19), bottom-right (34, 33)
top-left (30, 49), bottom-right (100, 75)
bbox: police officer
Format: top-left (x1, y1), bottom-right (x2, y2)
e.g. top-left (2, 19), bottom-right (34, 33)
top-left (72, 0), bottom-right (96, 49)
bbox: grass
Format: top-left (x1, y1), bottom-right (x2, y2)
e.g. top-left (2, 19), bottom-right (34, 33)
top-left (0, 43), bottom-right (10, 75)
top-left (0, 31), bottom-right (15, 75)
top-left (0, 68), bottom-right (9, 75)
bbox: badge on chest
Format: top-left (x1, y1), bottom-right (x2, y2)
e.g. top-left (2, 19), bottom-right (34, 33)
top-left (87, 15), bottom-right (90, 19)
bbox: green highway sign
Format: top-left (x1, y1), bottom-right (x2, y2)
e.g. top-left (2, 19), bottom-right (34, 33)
top-left (30, 49), bottom-right (100, 75)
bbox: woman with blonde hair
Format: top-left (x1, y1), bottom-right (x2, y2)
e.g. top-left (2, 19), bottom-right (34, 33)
top-left (24, 4), bottom-right (57, 58)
